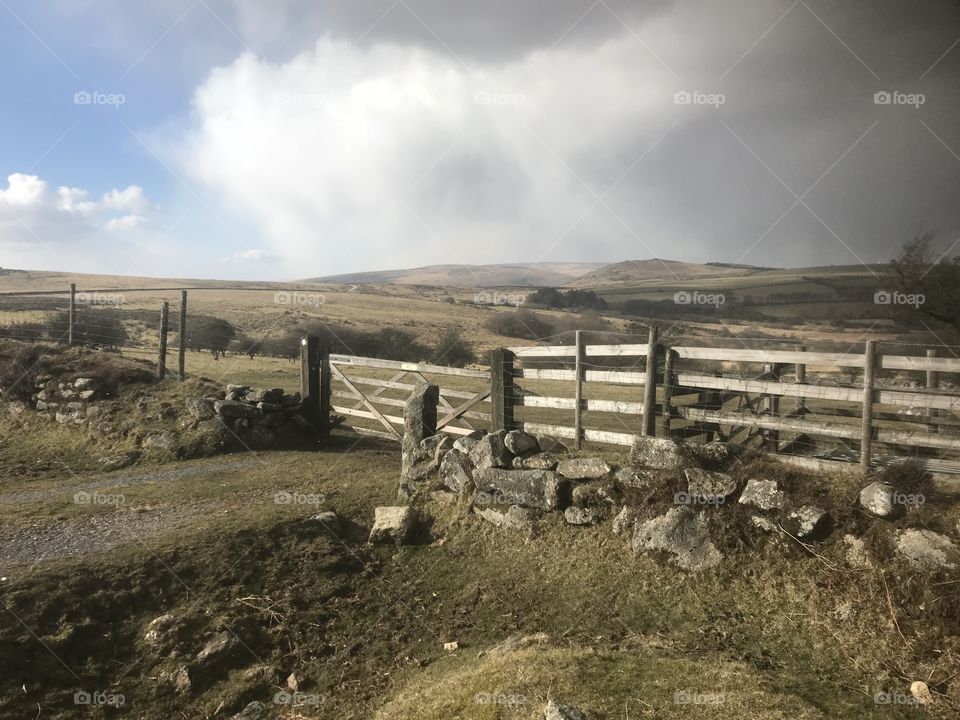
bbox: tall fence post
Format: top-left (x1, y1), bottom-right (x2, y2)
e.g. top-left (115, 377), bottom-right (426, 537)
top-left (764, 362), bottom-right (784, 451)
top-left (491, 348), bottom-right (515, 432)
top-left (68, 283), bottom-right (76, 346)
top-left (860, 340), bottom-right (877, 473)
top-left (157, 301), bottom-right (169, 380)
top-left (318, 345), bottom-right (331, 442)
top-left (178, 290), bottom-right (188, 381)
top-left (795, 345), bottom-right (807, 416)
top-left (641, 324), bottom-right (659, 436)
top-left (300, 336), bottom-right (321, 430)
top-left (926, 348), bottom-right (940, 432)
top-left (574, 330), bottom-right (585, 449)
top-left (658, 346), bottom-right (675, 438)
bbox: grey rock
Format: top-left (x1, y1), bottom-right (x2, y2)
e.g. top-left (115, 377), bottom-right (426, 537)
top-left (185, 397), bottom-right (217, 420)
top-left (143, 613), bottom-right (177, 646)
top-left (439, 448), bottom-right (473, 493)
top-left (895, 529), bottom-right (958, 570)
top-left (469, 431), bottom-right (513, 470)
top-left (78, 389), bottom-right (96, 400)
top-left (310, 511), bottom-right (341, 534)
top-left (739, 479), bottom-right (784, 511)
top-left (195, 631), bottom-right (240, 667)
top-left (452, 430), bottom-right (484, 454)
top-left (369, 506), bottom-right (418, 544)
top-left (476, 504), bottom-right (538, 530)
top-left (280, 392), bottom-right (301, 407)
top-left (73, 377), bottom-right (96, 390)
top-left (214, 399), bottom-right (262, 418)
top-left (859, 481), bottom-right (901, 519)
top-left (519, 453), bottom-right (558, 471)
top-left (534, 434), bottom-right (568, 454)
top-left (246, 387), bottom-right (284, 404)
top-left (504, 430), bottom-right (539, 455)
top-left (230, 702), bottom-right (269, 720)
top-left (545, 699), bottom-right (587, 720)
top-left (256, 401), bottom-right (283, 412)
top-left (143, 432), bottom-right (174, 450)
top-left (785, 506), bottom-right (832, 540)
top-left (630, 436), bottom-right (688, 471)
top-left (611, 506), bottom-right (640, 536)
top-left (422, 434), bottom-right (455, 464)
top-left (631, 507), bottom-right (722, 571)
top-left (557, 457), bottom-right (611, 481)
top-left (684, 468), bottom-right (736, 503)
top-left (401, 385), bottom-right (439, 481)
top-left (473, 468), bottom-right (565, 512)
top-left (563, 506), bottom-right (597, 526)
top-left (751, 516), bottom-right (778, 533)
top-left (614, 467), bottom-right (650, 489)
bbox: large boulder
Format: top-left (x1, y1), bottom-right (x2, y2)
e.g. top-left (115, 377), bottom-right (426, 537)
top-left (369, 506), bottom-right (418, 544)
top-left (214, 400), bottom-right (261, 418)
top-left (738, 479), bottom-right (784, 511)
top-left (629, 437), bottom-right (688, 471)
top-left (401, 385), bottom-right (439, 482)
top-left (631, 507), bottom-right (722, 571)
top-left (614, 467), bottom-right (650, 489)
top-left (683, 468), bottom-right (736, 504)
top-left (439, 449), bottom-right (474, 493)
top-left (859, 481), bottom-right (902, 519)
top-left (475, 504), bottom-right (539, 530)
top-left (563, 506), bottom-right (597, 526)
top-left (516, 453), bottom-right (558, 471)
top-left (557, 457), bottom-right (611, 481)
top-left (469, 431), bottom-right (513, 470)
top-left (185, 397), bottom-right (217, 421)
top-left (785, 506), bottom-right (832, 540)
top-left (504, 430), bottom-right (539, 455)
top-left (473, 468), bottom-right (565, 512)
top-left (895, 529), bottom-right (958, 570)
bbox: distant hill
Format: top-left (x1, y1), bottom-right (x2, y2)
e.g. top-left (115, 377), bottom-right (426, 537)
top-left (307, 262), bottom-right (605, 288)
top-left (568, 258), bottom-right (762, 287)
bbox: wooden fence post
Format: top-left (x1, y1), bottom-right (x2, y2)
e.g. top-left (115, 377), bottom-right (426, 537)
top-left (641, 324), bottom-right (659, 436)
top-left (157, 301), bottom-right (169, 380)
top-left (764, 362), bottom-right (784, 451)
top-left (300, 336), bottom-right (321, 430)
top-left (68, 283), bottom-right (76, 346)
top-left (795, 345), bottom-right (807, 416)
top-left (178, 290), bottom-right (187, 381)
top-left (860, 340), bottom-right (877, 473)
top-left (318, 345), bottom-right (331, 441)
top-left (491, 348), bottom-right (515, 432)
top-left (574, 330), bottom-right (585, 449)
top-left (658, 346), bottom-right (675, 438)
top-left (926, 348), bottom-right (940, 432)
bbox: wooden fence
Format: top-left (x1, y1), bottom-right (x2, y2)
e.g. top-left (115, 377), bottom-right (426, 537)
top-left (301, 330), bottom-right (960, 474)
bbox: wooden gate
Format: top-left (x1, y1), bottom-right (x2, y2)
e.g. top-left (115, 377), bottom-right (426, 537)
top-left (327, 354), bottom-right (492, 440)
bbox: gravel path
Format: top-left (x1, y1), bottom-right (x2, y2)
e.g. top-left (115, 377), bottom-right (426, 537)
top-left (0, 458), bottom-right (258, 569)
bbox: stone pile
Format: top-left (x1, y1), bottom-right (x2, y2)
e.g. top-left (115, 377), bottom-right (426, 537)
top-left (188, 384), bottom-right (310, 449)
top-left (25, 375), bottom-right (105, 425)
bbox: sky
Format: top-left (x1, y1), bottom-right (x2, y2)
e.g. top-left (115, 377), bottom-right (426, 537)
top-left (0, 0), bottom-right (958, 281)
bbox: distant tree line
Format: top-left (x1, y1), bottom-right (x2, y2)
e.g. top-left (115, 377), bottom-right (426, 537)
top-left (525, 288), bottom-right (608, 310)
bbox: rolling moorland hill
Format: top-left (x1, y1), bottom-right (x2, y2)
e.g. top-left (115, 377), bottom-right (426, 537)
top-left (306, 262), bottom-right (604, 287)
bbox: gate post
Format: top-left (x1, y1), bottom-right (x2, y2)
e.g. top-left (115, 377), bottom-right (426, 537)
top-left (658, 346), bottom-right (675, 438)
top-left (641, 325), bottom-right (659, 436)
top-left (860, 340), bottom-right (877, 473)
top-left (300, 336), bottom-right (322, 430)
top-left (319, 345), bottom-right (331, 441)
top-left (491, 348), bottom-right (515, 432)
top-left (574, 330), bottom-right (585, 449)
